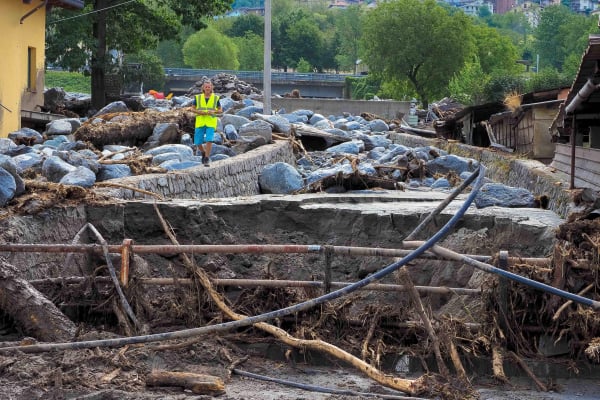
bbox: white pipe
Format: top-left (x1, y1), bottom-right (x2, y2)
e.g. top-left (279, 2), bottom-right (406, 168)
top-left (565, 79), bottom-right (600, 114)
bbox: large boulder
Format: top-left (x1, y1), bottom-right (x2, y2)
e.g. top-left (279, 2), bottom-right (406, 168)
top-left (259, 162), bottom-right (304, 194)
top-left (474, 183), bottom-right (536, 208)
top-left (0, 167), bottom-right (17, 206)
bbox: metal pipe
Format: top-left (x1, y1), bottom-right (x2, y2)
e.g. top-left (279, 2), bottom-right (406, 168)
top-left (28, 276), bottom-right (480, 295)
top-left (0, 243), bottom-right (551, 266)
top-left (20, 0), bottom-right (48, 24)
top-left (565, 78), bottom-right (600, 114)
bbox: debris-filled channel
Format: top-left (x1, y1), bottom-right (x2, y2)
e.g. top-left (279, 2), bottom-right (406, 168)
top-left (3, 175), bottom-right (600, 400)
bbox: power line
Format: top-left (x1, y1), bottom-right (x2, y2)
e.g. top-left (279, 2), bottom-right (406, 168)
top-left (48, 0), bottom-right (138, 24)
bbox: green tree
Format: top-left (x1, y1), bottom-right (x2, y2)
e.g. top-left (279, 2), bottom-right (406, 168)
top-left (226, 14), bottom-right (264, 37)
top-left (296, 58), bottom-right (312, 73)
top-left (471, 24), bottom-right (520, 75)
top-left (124, 51), bottom-right (165, 92)
top-left (183, 27), bottom-right (240, 70)
top-left (360, 0), bottom-right (474, 108)
top-left (333, 5), bottom-right (363, 73)
top-left (448, 56), bottom-right (488, 105)
top-left (234, 32), bottom-right (264, 71)
top-left (533, 5), bottom-right (574, 71)
top-left (46, 0), bottom-right (232, 110)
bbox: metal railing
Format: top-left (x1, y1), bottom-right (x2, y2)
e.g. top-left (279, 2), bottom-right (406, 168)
top-left (164, 68), bottom-right (357, 83)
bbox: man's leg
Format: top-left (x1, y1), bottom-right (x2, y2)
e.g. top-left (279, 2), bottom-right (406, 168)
top-left (203, 128), bottom-right (216, 166)
top-left (194, 127), bottom-right (204, 157)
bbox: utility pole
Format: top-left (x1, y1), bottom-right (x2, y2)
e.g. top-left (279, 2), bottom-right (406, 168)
top-left (263, 0), bottom-right (272, 115)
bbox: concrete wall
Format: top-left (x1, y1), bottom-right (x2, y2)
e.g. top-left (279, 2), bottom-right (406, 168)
top-left (1, 2), bottom-right (47, 137)
top-left (390, 132), bottom-right (574, 217)
top-left (270, 98), bottom-right (410, 120)
top-left (94, 141), bottom-right (295, 200)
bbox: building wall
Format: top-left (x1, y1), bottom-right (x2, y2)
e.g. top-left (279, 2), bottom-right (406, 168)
top-left (532, 106), bottom-right (557, 159)
top-left (0, 1), bottom-right (47, 138)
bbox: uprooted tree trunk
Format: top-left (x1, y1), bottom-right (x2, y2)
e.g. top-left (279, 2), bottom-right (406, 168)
top-left (74, 109), bottom-right (195, 149)
top-left (0, 258), bottom-right (76, 342)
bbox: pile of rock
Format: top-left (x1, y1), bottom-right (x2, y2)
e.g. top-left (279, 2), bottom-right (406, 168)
top-left (0, 86), bottom-right (540, 210)
top-left (186, 73), bottom-right (262, 98)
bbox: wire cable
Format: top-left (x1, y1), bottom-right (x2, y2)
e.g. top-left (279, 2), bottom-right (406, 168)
top-left (48, 0), bottom-right (138, 24)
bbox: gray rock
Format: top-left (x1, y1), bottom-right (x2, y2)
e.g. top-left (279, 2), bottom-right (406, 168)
top-left (151, 152), bottom-right (181, 166)
top-left (94, 101), bottom-right (129, 117)
top-left (59, 166), bottom-right (96, 188)
top-left (239, 120), bottom-right (272, 143)
top-left (55, 150), bottom-right (100, 174)
top-left (363, 134), bottom-right (391, 151)
top-left (224, 124), bottom-right (239, 140)
top-left (13, 152), bottom-right (44, 172)
top-left (221, 114), bottom-right (251, 130)
top-left (253, 113), bottom-right (292, 136)
top-left (0, 167), bottom-right (16, 206)
top-left (431, 178), bottom-right (451, 189)
top-left (97, 164), bottom-right (132, 181)
top-left (426, 154), bottom-right (478, 175)
top-left (8, 127), bottom-right (44, 145)
top-left (325, 140), bottom-right (363, 155)
top-left (144, 123), bottom-right (179, 149)
top-left (309, 113), bottom-right (327, 125)
top-left (231, 135), bottom-right (268, 154)
top-left (210, 143), bottom-right (236, 157)
top-left (475, 183), bottom-right (536, 208)
top-left (145, 144), bottom-right (193, 159)
top-left (46, 119), bottom-right (74, 136)
top-left (259, 162), bottom-right (304, 194)
top-left (0, 155), bottom-right (25, 195)
top-left (278, 113), bottom-right (308, 124)
top-left (368, 120), bottom-right (389, 133)
top-left (236, 105), bottom-right (263, 118)
top-left (180, 133), bottom-right (193, 147)
top-left (42, 155), bottom-right (77, 182)
top-left (0, 138), bottom-right (19, 155)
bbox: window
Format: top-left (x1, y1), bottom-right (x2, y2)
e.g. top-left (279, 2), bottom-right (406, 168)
top-left (27, 47), bottom-right (36, 92)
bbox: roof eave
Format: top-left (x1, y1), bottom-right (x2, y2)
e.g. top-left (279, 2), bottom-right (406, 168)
top-left (48, 0), bottom-right (84, 10)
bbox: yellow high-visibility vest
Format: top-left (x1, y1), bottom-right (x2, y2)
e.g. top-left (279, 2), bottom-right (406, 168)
top-left (194, 93), bottom-right (220, 129)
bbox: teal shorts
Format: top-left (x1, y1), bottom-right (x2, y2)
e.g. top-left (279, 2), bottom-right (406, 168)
top-left (194, 127), bottom-right (215, 145)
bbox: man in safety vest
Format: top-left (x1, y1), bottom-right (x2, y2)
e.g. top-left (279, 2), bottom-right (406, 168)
top-left (190, 81), bottom-right (222, 166)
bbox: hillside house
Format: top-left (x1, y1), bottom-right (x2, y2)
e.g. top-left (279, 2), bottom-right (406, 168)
top-left (0, 0), bottom-right (84, 138)
top-left (550, 34), bottom-right (600, 190)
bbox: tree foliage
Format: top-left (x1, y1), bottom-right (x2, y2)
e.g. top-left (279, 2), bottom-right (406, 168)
top-left (225, 14), bottom-right (264, 37)
top-left (46, 0), bottom-right (232, 109)
top-left (333, 5), bottom-right (363, 72)
top-left (233, 32), bottom-right (264, 71)
top-left (183, 27), bottom-right (240, 70)
top-left (449, 57), bottom-right (489, 105)
top-left (360, 0), bottom-right (474, 108)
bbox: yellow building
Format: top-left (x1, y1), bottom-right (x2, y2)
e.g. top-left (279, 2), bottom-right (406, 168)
top-left (0, 0), bottom-right (83, 138)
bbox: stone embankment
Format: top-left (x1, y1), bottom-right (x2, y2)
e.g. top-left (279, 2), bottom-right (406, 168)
top-left (94, 141), bottom-right (294, 200)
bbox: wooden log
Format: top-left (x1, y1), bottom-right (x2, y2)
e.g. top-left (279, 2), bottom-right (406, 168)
top-left (145, 371), bottom-right (225, 395)
top-left (0, 259), bottom-right (76, 342)
top-left (74, 109), bottom-right (194, 149)
top-left (492, 346), bottom-right (508, 383)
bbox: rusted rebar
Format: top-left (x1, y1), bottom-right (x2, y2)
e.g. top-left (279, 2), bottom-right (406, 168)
top-left (29, 276), bottom-right (480, 295)
top-left (0, 243), bottom-right (552, 266)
